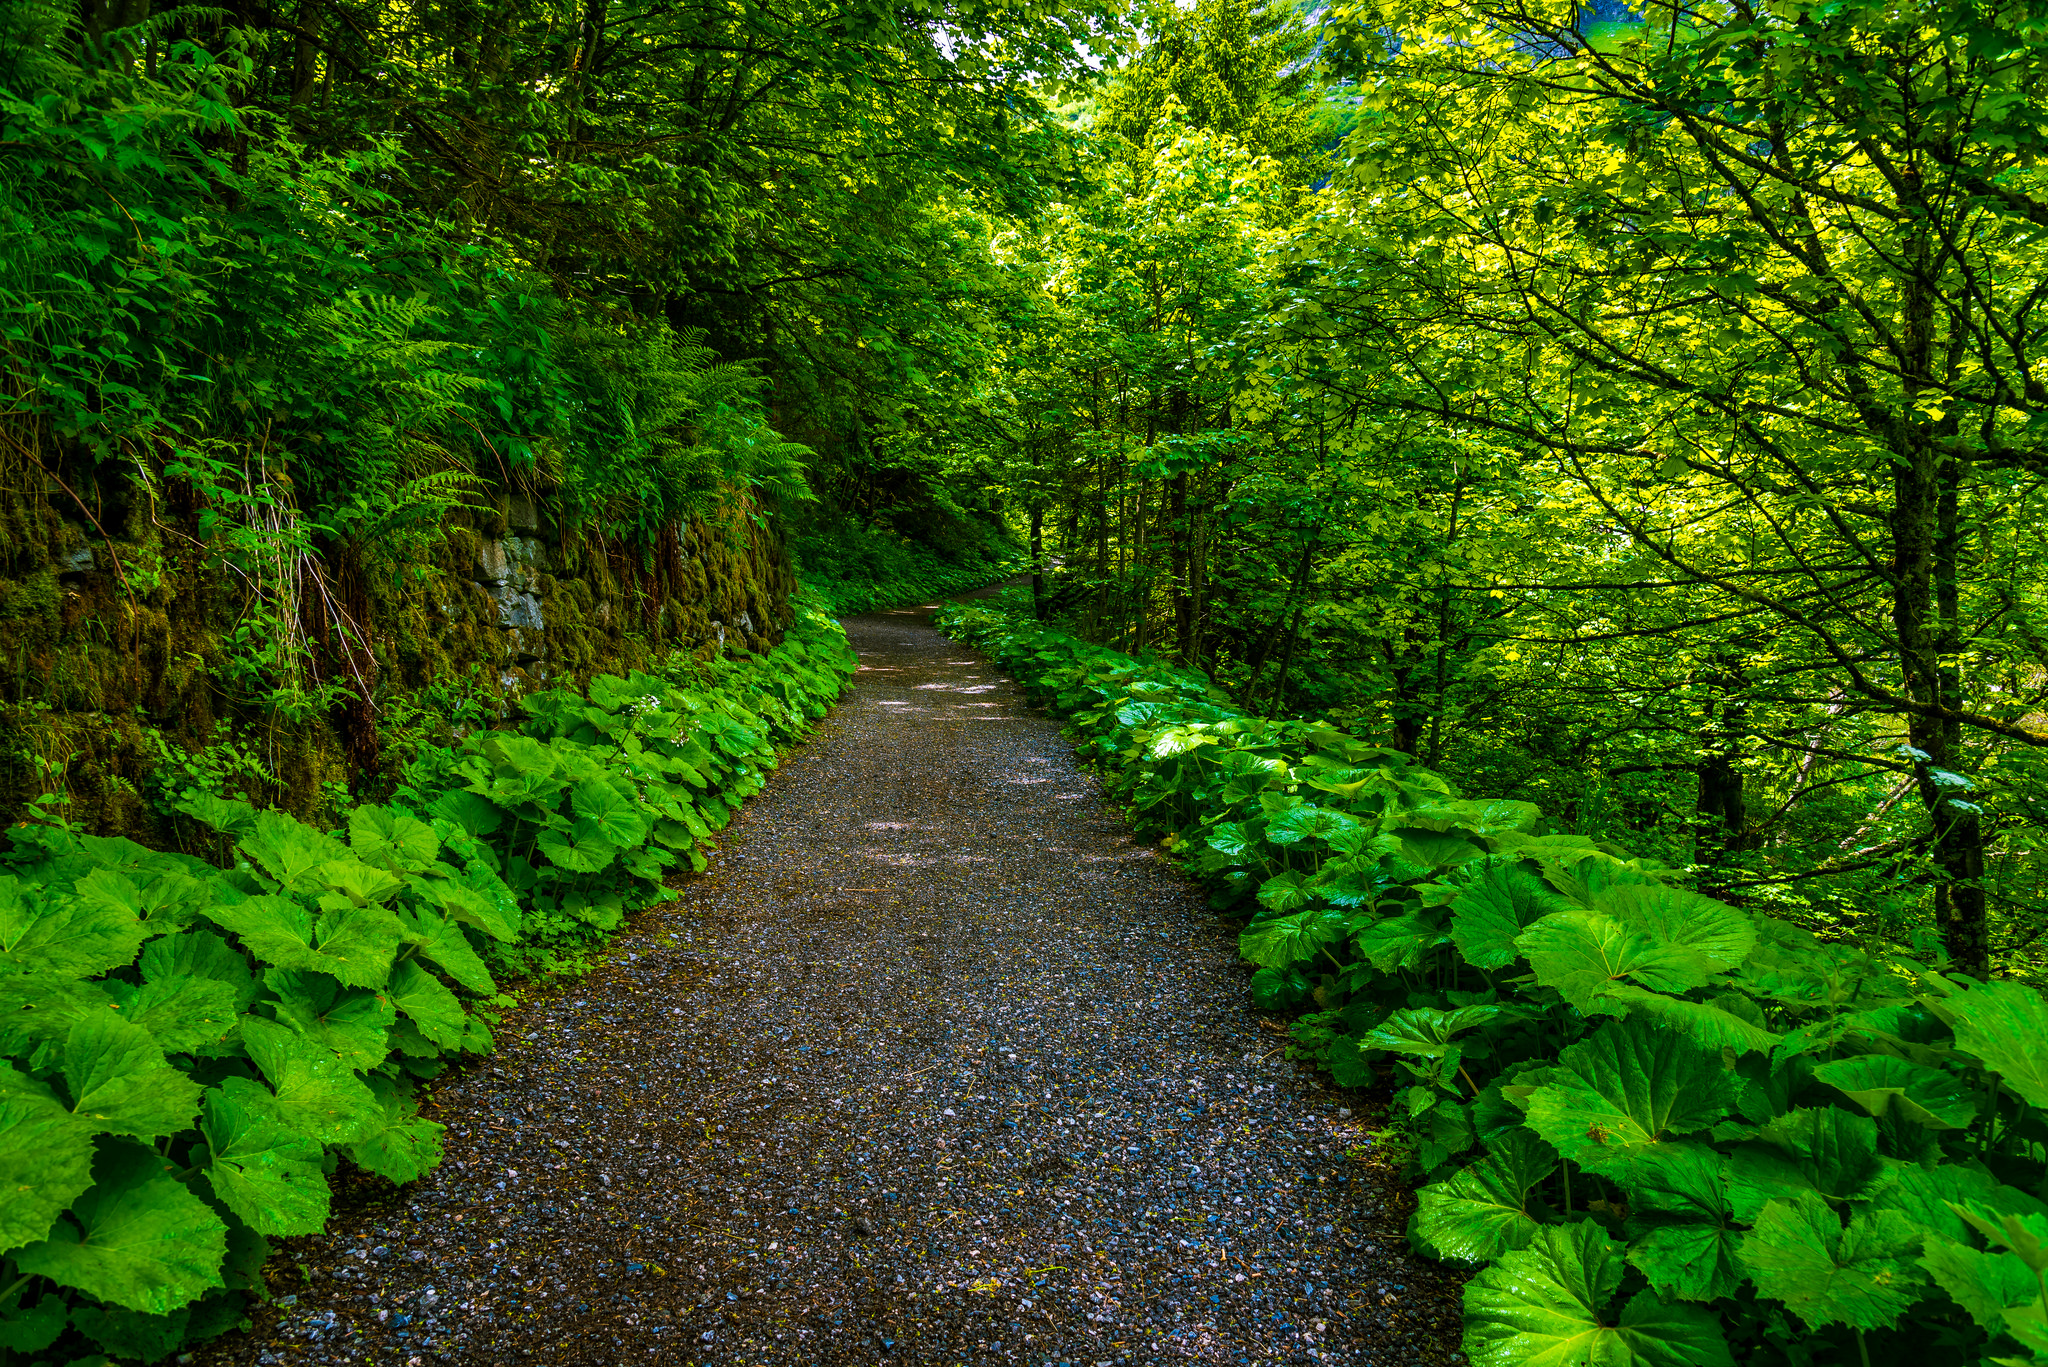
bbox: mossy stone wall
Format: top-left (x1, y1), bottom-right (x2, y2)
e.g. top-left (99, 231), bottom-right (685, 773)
top-left (0, 467), bottom-right (797, 840)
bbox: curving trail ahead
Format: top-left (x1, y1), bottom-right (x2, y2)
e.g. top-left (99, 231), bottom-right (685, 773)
top-left (201, 599), bottom-right (1461, 1367)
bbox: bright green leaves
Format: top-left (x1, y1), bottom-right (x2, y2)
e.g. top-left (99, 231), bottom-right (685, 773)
top-left (348, 806), bottom-right (440, 874)
top-left (0, 875), bottom-right (150, 979)
top-left (200, 1078), bottom-right (329, 1236)
top-left (265, 971), bottom-right (393, 1073)
top-left (1517, 885), bottom-right (1753, 1012)
top-left (240, 1018), bottom-right (378, 1145)
top-left (1519, 913), bottom-right (1716, 1008)
top-left (1524, 1019), bottom-right (1736, 1177)
top-left (1414, 1131), bottom-right (1558, 1261)
top-left (1921, 1235), bottom-right (2041, 1334)
top-left (58, 1014), bottom-right (203, 1140)
top-left (1463, 1222), bottom-right (1732, 1367)
top-left (13, 1141), bottom-right (227, 1315)
top-left (1450, 862), bottom-right (1573, 969)
top-left (1949, 980), bottom-right (2048, 1109)
top-left (207, 896), bottom-right (405, 991)
top-left (385, 960), bottom-right (466, 1048)
top-left (1738, 1193), bottom-right (1923, 1330)
top-left (1240, 907), bottom-right (1348, 967)
top-left (347, 1076), bottom-right (445, 1184)
top-left (100, 975), bottom-right (240, 1054)
top-left (0, 1065), bottom-right (94, 1253)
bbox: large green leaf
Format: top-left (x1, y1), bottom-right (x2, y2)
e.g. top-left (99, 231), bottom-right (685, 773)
top-left (1412, 1130), bottom-right (1557, 1261)
top-left (100, 975), bottom-right (240, 1053)
top-left (1870, 1162), bottom-right (2045, 1242)
top-left (1266, 803), bottom-right (1361, 846)
top-left (1812, 1055), bottom-right (1975, 1129)
top-left (60, 1013), bottom-right (203, 1139)
top-left (1517, 912), bottom-right (1719, 1010)
top-left (1739, 1192), bottom-right (1924, 1330)
top-left (400, 908), bottom-right (494, 994)
top-left (0, 1065), bottom-right (94, 1254)
top-left (199, 1077), bottom-right (330, 1236)
top-left (348, 805), bottom-right (441, 874)
top-left (1727, 1108), bottom-right (1887, 1220)
top-left (235, 811), bottom-right (352, 894)
top-left (1464, 1221), bottom-right (1732, 1367)
top-left (204, 895), bottom-right (319, 971)
top-left (413, 876), bottom-right (518, 948)
top-left (1362, 1005), bottom-right (1502, 1057)
top-left (1594, 985), bottom-right (1781, 1054)
top-left (139, 929), bottom-right (257, 1010)
top-left (346, 1075), bottom-right (446, 1184)
top-left (1587, 885), bottom-right (1756, 971)
top-left (14, 1140), bottom-right (227, 1314)
top-left (240, 1017), bottom-right (380, 1145)
top-left (1920, 1236), bottom-right (2040, 1335)
top-left (1352, 911), bottom-right (1452, 972)
top-left (385, 960), bottom-right (466, 1048)
top-left (1948, 979), bottom-right (2048, 1109)
top-left (1622, 1143), bottom-right (1743, 1302)
top-left (309, 905), bottom-right (405, 987)
top-left (265, 969), bottom-right (394, 1072)
top-left (1239, 908), bottom-right (1347, 968)
top-left (0, 875), bottom-right (148, 978)
top-left (569, 780), bottom-right (650, 850)
top-left (1449, 862), bottom-right (1574, 970)
top-left (426, 788), bottom-right (503, 838)
top-left (1523, 1019), bottom-right (1736, 1177)
top-left (535, 824), bottom-right (619, 874)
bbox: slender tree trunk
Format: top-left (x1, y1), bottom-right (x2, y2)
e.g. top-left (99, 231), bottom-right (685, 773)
top-left (1892, 226), bottom-right (1990, 978)
top-left (1029, 502), bottom-right (1046, 621)
top-left (1170, 470), bottom-right (1192, 663)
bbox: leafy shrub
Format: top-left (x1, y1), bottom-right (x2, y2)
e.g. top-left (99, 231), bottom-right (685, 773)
top-left (0, 604), bottom-right (853, 1361)
top-left (937, 601), bottom-right (2048, 1367)
top-left (795, 519), bottom-right (1021, 615)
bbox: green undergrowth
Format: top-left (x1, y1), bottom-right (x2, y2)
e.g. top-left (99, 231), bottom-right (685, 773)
top-left (794, 520), bottom-right (1022, 616)
top-left (937, 600), bottom-right (2048, 1367)
top-left (0, 601), bottom-right (855, 1363)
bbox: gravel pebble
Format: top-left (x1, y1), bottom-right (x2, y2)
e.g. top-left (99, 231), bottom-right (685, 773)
top-left (195, 598), bottom-right (1463, 1366)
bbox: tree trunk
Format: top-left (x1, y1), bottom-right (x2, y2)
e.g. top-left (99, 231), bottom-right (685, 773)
top-left (1029, 503), bottom-right (1046, 621)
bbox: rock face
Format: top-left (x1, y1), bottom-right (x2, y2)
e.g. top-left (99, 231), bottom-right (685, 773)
top-left (400, 490), bottom-right (797, 700)
top-left (0, 477), bottom-right (799, 836)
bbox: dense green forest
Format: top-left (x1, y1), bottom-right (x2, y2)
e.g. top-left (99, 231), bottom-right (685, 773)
top-left (5, 0), bottom-right (2048, 1361)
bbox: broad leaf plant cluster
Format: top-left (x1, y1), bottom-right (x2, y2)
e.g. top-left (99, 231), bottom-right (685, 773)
top-left (0, 606), bottom-right (855, 1362)
top-left (941, 599), bottom-right (2048, 1367)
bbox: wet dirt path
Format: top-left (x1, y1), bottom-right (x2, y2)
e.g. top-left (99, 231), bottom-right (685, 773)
top-left (201, 601), bottom-right (1462, 1367)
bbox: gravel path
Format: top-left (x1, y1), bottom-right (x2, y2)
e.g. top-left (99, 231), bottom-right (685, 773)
top-left (199, 600), bottom-right (1463, 1367)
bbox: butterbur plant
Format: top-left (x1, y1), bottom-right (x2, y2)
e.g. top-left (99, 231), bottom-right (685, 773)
top-left (0, 600), bottom-right (854, 1363)
top-left (937, 601), bottom-right (2048, 1367)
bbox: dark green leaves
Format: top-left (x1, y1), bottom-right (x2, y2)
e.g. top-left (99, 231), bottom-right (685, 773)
top-left (1622, 1144), bottom-right (1743, 1302)
top-left (1738, 1193), bottom-right (1923, 1330)
top-left (1949, 980), bottom-right (2048, 1109)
